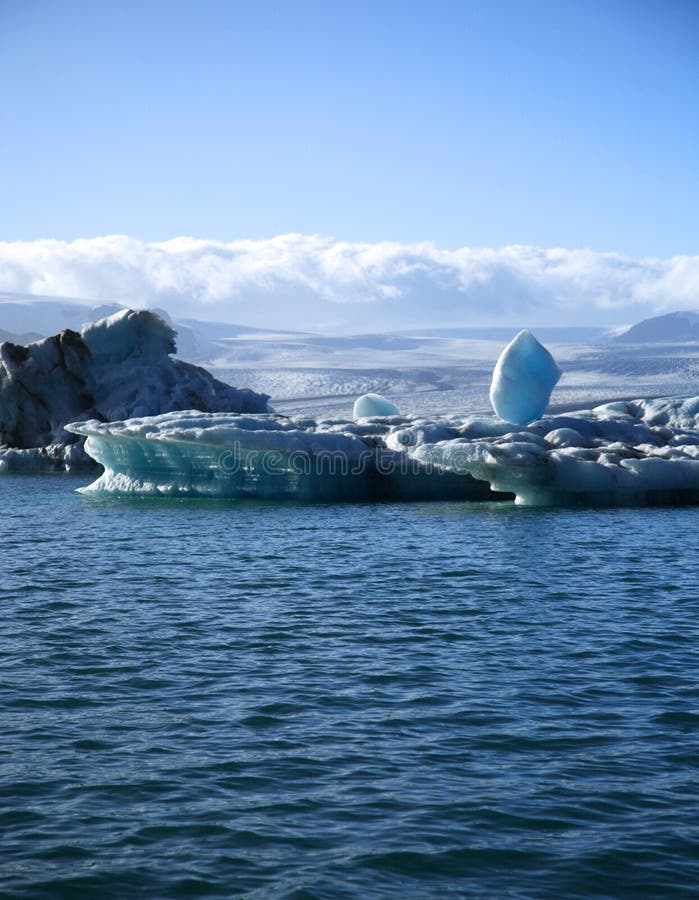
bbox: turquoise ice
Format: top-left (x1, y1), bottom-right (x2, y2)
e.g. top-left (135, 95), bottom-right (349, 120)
top-left (353, 393), bottom-right (401, 418)
top-left (489, 330), bottom-right (562, 425)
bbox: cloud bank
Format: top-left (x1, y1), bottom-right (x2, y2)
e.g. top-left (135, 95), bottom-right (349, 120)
top-left (0, 235), bottom-right (697, 331)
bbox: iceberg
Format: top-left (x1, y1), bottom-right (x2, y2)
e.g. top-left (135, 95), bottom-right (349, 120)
top-left (490, 330), bottom-right (562, 425)
top-left (16, 319), bottom-right (698, 507)
top-left (414, 397), bottom-right (699, 506)
top-left (69, 396), bottom-right (699, 507)
top-left (0, 309), bottom-right (269, 473)
top-left (353, 393), bottom-right (401, 418)
top-left (66, 411), bottom-right (506, 502)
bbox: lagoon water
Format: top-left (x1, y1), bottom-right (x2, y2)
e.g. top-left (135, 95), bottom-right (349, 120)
top-left (3, 475), bottom-right (699, 898)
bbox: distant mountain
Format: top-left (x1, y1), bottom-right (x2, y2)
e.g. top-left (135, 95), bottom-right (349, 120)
top-left (614, 311), bottom-right (699, 343)
top-left (175, 317), bottom-right (305, 340)
top-left (0, 293), bottom-right (301, 364)
top-left (0, 293), bottom-right (125, 338)
top-left (397, 326), bottom-right (609, 343)
top-left (0, 327), bottom-right (44, 344)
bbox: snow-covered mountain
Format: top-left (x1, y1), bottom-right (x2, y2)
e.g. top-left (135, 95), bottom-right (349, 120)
top-left (0, 326), bottom-right (43, 344)
top-left (0, 292), bottom-right (125, 336)
top-left (614, 311), bottom-right (699, 343)
top-left (0, 292), bottom-right (302, 365)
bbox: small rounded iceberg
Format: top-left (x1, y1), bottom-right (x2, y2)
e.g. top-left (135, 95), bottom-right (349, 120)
top-left (353, 393), bottom-right (401, 419)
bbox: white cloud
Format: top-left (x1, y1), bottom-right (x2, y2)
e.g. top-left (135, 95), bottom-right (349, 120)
top-left (0, 234), bottom-right (696, 331)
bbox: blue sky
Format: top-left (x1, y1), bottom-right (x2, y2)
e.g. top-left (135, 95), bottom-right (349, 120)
top-left (1, 0), bottom-right (697, 257)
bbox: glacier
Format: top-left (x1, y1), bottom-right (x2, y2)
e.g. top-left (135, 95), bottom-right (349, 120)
top-left (0, 309), bottom-right (269, 473)
top-left (490, 330), bottom-right (562, 425)
top-left (68, 395), bottom-right (699, 507)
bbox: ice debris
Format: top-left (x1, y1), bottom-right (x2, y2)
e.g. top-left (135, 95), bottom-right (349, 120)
top-left (414, 396), bottom-right (699, 506)
top-left (490, 330), bottom-right (562, 425)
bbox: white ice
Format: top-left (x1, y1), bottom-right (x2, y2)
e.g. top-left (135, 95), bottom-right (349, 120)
top-left (413, 396), bottom-right (699, 506)
top-left (353, 393), bottom-right (401, 418)
top-left (489, 330), bottom-right (562, 425)
top-left (5, 297), bottom-right (699, 505)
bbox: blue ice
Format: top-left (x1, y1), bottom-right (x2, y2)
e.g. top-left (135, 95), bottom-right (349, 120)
top-left (489, 330), bottom-right (562, 425)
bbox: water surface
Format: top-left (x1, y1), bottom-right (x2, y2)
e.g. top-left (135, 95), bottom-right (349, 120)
top-left (2, 477), bottom-right (699, 897)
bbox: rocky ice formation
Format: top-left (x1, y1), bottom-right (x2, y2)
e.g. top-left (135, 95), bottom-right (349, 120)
top-left (68, 395), bottom-right (699, 506)
top-left (0, 309), bottom-right (269, 472)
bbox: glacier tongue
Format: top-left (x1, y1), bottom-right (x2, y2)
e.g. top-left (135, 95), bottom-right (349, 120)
top-left (489, 330), bottom-right (562, 425)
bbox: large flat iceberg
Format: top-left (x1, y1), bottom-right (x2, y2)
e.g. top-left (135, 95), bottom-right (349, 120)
top-left (66, 411), bottom-right (505, 502)
top-left (68, 395), bottom-right (699, 507)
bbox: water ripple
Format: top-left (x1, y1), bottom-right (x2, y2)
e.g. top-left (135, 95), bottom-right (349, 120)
top-left (1, 478), bottom-right (699, 896)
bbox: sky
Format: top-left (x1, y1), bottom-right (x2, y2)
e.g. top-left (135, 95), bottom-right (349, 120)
top-left (0, 0), bottom-right (697, 329)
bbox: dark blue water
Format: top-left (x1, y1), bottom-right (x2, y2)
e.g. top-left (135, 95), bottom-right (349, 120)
top-left (2, 476), bottom-right (699, 898)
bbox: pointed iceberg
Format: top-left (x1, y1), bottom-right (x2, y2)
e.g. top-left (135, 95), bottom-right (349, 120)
top-left (490, 330), bottom-right (562, 425)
